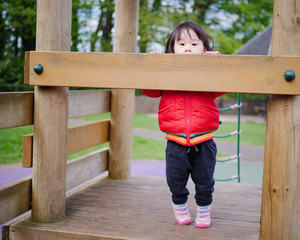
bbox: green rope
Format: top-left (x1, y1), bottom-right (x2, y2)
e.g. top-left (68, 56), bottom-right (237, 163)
top-left (215, 130), bottom-right (241, 138)
top-left (215, 175), bottom-right (240, 182)
top-left (237, 93), bottom-right (242, 183)
top-left (219, 103), bottom-right (242, 112)
top-left (216, 93), bottom-right (242, 183)
top-left (217, 154), bottom-right (240, 163)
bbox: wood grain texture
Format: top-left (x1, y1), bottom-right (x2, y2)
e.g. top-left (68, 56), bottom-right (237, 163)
top-left (66, 148), bottom-right (108, 191)
top-left (22, 120), bottom-right (110, 168)
top-left (67, 120), bottom-right (110, 155)
top-left (8, 176), bottom-right (262, 240)
top-left (0, 176), bottom-right (32, 225)
top-left (24, 52), bottom-right (29, 85)
top-left (26, 51), bottom-right (300, 95)
top-left (0, 92), bottom-right (34, 129)
top-left (32, 0), bottom-right (72, 223)
top-left (68, 90), bottom-right (111, 118)
top-left (2, 150), bottom-right (108, 228)
top-left (108, 0), bottom-right (139, 180)
top-left (260, 0), bottom-right (300, 239)
top-left (0, 90), bottom-right (110, 130)
top-left (22, 134), bottom-right (33, 168)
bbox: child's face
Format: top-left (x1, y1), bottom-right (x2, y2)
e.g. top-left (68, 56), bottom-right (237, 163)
top-left (174, 28), bottom-right (205, 55)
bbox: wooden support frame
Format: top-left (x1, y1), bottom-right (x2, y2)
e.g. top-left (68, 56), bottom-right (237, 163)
top-left (0, 90), bottom-right (110, 130)
top-left (68, 90), bottom-right (111, 119)
top-left (108, 0), bottom-right (139, 180)
top-left (25, 51), bottom-right (300, 95)
top-left (22, 120), bottom-right (110, 168)
top-left (3, 0), bottom-right (299, 238)
top-left (0, 92), bottom-right (34, 130)
top-left (260, 0), bottom-right (300, 239)
top-left (0, 176), bottom-right (32, 225)
top-left (31, 0), bottom-right (72, 223)
top-left (0, 148), bottom-right (109, 227)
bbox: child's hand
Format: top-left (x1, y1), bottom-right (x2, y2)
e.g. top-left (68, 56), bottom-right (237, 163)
top-left (149, 51), bottom-right (162, 54)
top-left (204, 51), bottom-right (221, 55)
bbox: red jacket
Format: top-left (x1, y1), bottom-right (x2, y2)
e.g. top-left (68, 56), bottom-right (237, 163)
top-left (141, 90), bottom-right (225, 145)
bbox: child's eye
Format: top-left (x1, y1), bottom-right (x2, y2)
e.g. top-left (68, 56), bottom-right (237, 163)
top-left (192, 43), bottom-right (198, 46)
top-left (179, 43), bottom-right (185, 46)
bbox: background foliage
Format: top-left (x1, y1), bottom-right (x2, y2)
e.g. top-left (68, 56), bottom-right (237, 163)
top-left (0, 0), bottom-right (273, 96)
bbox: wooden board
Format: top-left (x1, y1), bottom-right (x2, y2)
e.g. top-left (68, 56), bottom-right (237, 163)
top-left (108, 0), bottom-right (139, 181)
top-left (1, 211), bottom-right (31, 240)
top-left (31, 0), bottom-right (72, 222)
top-left (22, 134), bottom-right (33, 168)
top-left (66, 148), bottom-right (108, 191)
top-left (0, 176), bottom-right (32, 225)
top-left (67, 119), bottom-right (110, 155)
top-left (22, 119), bottom-right (110, 167)
top-left (260, 1), bottom-right (300, 239)
top-left (68, 90), bottom-right (111, 119)
top-left (8, 176), bottom-right (261, 240)
top-left (25, 51), bottom-right (300, 95)
top-left (0, 90), bottom-right (110, 130)
top-left (0, 92), bottom-right (34, 129)
top-left (1, 149), bottom-right (108, 227)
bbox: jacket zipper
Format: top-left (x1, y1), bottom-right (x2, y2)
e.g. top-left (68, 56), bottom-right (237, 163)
top-left (185, 93), bottom-right (191, 145)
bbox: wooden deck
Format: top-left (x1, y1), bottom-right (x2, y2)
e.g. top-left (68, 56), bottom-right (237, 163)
top-left (7, 175), bottom-right (261, 240)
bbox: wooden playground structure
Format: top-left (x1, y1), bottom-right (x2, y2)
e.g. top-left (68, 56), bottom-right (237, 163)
top-left (1, 0), bottom-right (300, 239)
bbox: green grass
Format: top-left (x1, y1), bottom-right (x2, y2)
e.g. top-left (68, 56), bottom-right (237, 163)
top-left (215, 121), bottom-right (266, 147)
top-left (74, 112), bottom-right (111, 122)
top-left (134, 112), bottom-right (266, 147)
top-left (132, 136), bottom-right (166, 160)
top-left (133, 113), bottom-right (160, 131)
top-left (66, 143), bottom-right (109, 161)
top-left (75, 112), bottom-right (267, 147)
top-left (0, 125), bottom-right (33, 164)
top-left (0, 113), bottom-right (265, 165)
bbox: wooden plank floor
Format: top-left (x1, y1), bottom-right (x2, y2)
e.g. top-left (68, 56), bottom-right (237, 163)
top-left (9, 175), bottom-right (261, 240)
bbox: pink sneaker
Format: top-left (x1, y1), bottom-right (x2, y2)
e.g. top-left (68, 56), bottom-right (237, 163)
top-left (195, 206), bottom-right (211, 228)
top-left (172, 203), bottom-right (192, 225)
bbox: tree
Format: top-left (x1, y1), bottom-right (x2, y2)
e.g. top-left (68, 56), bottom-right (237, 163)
top-left (71, 0), bottom-right (82, 52)
top-left (138, 0), bottom-right (273, 54)
top-left (0, 0), bottom-right (273, 92)
top-left (90, 0), bottom-right (114, 52)
top-left (207, 0), bottom-right (273, 43)
top-left (0, 0), bottom-right (36, 91)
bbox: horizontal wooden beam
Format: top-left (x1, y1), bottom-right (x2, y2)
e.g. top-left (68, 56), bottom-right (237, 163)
top-left (68, 90), bottom-right (111, 119)
top-left (66, 148), bottom-right (108, 191)
top-left (0, 176), bottom-right (32, 225)
top-left (22, 120), bottom-right (110, 167)
top-left (67, 119), bottom-right (110, 155)
top-left (1, 148), bottom-right (108, 226)
top-left (0, 90), bottom-right (111, 129)
top-left (0, 92), bottom-right (34, 130)
top-left (25, 51), bottom-right (300, 95)
top-left (0, 90), bottom-right (111, 130)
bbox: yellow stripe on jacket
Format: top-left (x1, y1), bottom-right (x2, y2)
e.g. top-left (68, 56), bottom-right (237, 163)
top-left (165, 132), bottom-right (214, 146)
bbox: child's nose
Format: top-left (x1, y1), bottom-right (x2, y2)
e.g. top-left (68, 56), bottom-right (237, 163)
top-left (185, 45), bottom-right (191, 52)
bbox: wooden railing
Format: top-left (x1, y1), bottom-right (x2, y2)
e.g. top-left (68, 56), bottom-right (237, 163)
top-left (0, 90), bottom-right (111, 225)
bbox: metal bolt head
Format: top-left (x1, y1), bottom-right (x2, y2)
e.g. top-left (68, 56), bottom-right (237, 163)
top-left (34, 64), bottom-right (43, 74)
top-left (284, 70), bottom-right (295, 82)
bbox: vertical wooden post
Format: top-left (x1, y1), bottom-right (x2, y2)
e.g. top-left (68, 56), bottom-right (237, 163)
top-left (109, 0), bottom-right (139, 179)
top-left (260, 0), bottom-right (300, 239)
top-left (32, 0), bottom-right (72, 222)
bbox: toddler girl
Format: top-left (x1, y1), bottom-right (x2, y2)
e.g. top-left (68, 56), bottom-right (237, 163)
top-left (142, 21), bottom-right (225, 228)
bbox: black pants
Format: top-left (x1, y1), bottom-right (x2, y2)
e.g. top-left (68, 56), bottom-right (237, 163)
top-left (166, 139), bottom-right (217, 206)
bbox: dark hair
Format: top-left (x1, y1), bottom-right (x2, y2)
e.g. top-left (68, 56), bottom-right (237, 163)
top-left (165, 21), bottom-right (214, 53)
